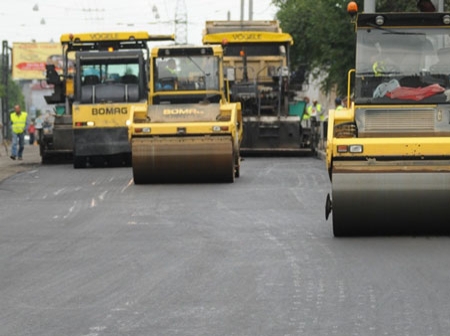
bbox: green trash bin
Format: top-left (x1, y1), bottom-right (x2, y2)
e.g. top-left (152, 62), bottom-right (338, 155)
top-left (289, 101), bottom-right (306, 118)
top-left (55, 105), bottom-right (65, 116)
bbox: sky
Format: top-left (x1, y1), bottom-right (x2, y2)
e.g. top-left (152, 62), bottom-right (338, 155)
top-left (0, 0), bottom-right (278, 45)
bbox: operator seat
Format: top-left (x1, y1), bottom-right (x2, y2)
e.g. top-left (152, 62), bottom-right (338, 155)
top-left (83, 75), bottom-right (100, 85)
top-left (121, 74), bottom-right (139, 84)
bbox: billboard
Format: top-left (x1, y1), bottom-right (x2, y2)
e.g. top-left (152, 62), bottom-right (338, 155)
top-left (12, 42), bottom-right (62, 80)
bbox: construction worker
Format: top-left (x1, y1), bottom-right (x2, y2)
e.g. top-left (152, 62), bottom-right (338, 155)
top-left (335, 97), bottom-right (344, 111)
top-left (157, 59), bottom-right (178, 90)
top-left (165, 59), bottom-right (178, 76)
top-left (9, 104), bottom-right (28, 160)
top-left (371, 49), bottom-right (396, 77)
top-left (158, 58), bottom-right (178, 79)
top-left (307, 100), bottom-right (322, 121)
top-left (372, 60), bottom-right (386, 77)
top-left (303, 96), bottom-right (311, 120)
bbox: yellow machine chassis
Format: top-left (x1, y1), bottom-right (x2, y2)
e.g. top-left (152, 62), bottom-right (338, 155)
top-left (326, 104), bottom-right (450, 236)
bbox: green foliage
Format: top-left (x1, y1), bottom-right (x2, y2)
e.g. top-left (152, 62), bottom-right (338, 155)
top-left (0, 63), bottom-right (25, 110)
top-left (274, 0), bottom-right (358, 95)
top-left (7, 79), bottom-right (25, 110)
top-left (273, 0), bottom-right (450, 95)
top-left (377, 0), bottom-right (417, 12)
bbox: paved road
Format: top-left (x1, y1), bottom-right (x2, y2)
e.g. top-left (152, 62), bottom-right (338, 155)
top-left (1, 156), bottom-right (450, 336)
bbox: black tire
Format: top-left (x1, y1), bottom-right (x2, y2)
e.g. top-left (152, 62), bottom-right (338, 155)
top-left (73, 156), bottom-right (85, 169)
top-left (234, 155), bottom-right (240, 178)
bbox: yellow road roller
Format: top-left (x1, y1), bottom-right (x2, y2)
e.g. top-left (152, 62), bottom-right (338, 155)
top-left (325, 3), bottom-right (450, 236)
top-left (45, 31), bottom-right (174, 168)
top-left (129, 45), bottom-right (243, 183)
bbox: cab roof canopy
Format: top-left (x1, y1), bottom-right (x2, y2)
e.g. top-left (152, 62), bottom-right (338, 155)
top-left (152, 44), bottom-right (222, 57)
top-left (202, 20), bottom-right (293, 45)
top-left (60, 31), bottom-right (175, 52)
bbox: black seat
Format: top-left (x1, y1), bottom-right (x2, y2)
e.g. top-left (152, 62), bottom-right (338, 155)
top-left (83, 75), bottom-right (100, 85)
top-left (121, 74), bottom-right (138, 84)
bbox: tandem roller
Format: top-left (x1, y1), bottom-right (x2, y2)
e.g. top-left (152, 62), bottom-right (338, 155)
top-left (128, 44), bottom-right (242, 184)
top-left (325, 5), bottom-right (450, 236)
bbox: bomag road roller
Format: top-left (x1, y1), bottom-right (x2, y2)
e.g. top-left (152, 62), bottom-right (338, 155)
top-left (129, 44), bottom-right (243, 184)
top-left (325, 2), bottom-right (450, 236)
top-left (202, 20), bottom-right (310, 155)
top-left (45, 31), bottom-right (174, 168)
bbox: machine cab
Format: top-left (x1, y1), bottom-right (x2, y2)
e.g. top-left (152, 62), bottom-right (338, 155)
top-left (150, 45), bottom-right (225, 105)
top-left (355, 13), bottom-right (450, 105)
top-left (75, 51), bottom-right (148, 104)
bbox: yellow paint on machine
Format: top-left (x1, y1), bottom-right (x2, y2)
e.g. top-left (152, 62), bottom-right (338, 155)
top-left (73, 103), bottom-right (147, 128)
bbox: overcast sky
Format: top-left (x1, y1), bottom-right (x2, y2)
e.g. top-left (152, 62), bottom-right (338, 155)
top-left (0, 0), bottom-right (278, 45)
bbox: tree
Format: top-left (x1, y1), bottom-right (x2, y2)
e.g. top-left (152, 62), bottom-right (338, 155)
top-left (274, 0), bottom-right (357, 95)
top-left (0, 63), bottom-right (25, 111)
top-left (274, 0), bottom-right (450, 95)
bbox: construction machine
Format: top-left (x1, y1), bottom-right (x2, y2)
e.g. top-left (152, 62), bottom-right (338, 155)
top-left (41, 55), bottom-right (73, 164)
top-left (129, 44), bottom-right (243, 183)
top-left (325, 2), bottom-right (450, 236)
top-left (44, 31), bottom-right (174, 167)
top-left (202, 20), bottom-right (310, 155)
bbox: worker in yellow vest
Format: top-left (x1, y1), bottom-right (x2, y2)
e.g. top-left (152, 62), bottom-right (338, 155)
top-left (9, 104), bottom-right (28, 160)
top-left (335, 97), bottom-right (344, 111)
top-left (305, 100), bottom-right (322, 121)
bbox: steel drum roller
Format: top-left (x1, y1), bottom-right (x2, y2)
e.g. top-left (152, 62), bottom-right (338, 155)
top-left (331, 171), bottom-right (450, 236)
top-left (132, 136), bottom-right (234, 184)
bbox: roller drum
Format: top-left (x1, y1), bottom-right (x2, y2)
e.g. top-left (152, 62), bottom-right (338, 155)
top-left (132, 136), bottom-right (234, 184)
top-left (331, 171), bottom-right (450, 236)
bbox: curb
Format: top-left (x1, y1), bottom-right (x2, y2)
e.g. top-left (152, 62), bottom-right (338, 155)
top-left (0, 143), bottom-right (41, 182)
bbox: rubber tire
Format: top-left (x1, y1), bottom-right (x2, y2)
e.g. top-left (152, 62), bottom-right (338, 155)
top-left (73, 156), bottom-right (85, 169)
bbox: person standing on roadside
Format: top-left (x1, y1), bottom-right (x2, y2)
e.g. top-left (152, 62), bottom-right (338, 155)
top-left (9, 105), bottom-right (28, 160)
top-left (27, 121), bottom-right (36, 145)
top-left (34, 114), bottom-right (43, 145)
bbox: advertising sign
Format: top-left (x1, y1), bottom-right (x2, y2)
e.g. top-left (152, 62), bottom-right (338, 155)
top-left (12, 42), bottom-right (62, 80)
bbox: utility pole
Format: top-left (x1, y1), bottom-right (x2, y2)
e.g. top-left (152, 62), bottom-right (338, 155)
top-left (174, 0), bottom-right (188, 44)
top-left (364, 0), bottom-right (375, 13)
top-left (1, 41), bottom-right (10, 139)
top-left (239, 0), bottom-right (253, 21)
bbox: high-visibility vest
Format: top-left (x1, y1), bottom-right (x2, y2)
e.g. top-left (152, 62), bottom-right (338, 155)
top-left (10, 111), bottom-right (28, 134)
top-left (372, 61), bottom-right (385, 77)
top-left (165, 66), bottom-right (177, 75)
top-left (305, 103), bottom-right (322, 120)
top-left (303, 104), bottom-right (311, 120)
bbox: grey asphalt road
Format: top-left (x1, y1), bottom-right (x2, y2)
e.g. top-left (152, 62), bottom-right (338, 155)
top-left (1, 157), bottom-right (450, 336)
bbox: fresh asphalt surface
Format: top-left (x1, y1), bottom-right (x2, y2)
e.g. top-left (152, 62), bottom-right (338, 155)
top-left (1, 151), bottom-right (450, 335)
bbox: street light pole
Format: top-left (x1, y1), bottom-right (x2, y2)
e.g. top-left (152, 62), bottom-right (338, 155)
top-left (1, 41), bottom-right (10, 140)
top-left (364, 0), bottom-right (376, 13)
